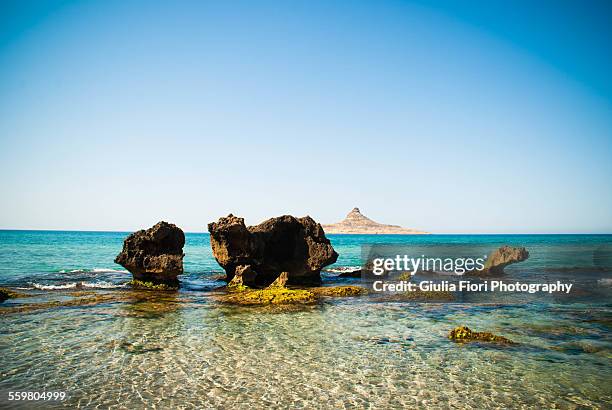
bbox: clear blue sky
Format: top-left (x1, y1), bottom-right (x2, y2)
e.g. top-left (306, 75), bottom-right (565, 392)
top-left (0, 0), bottom-right (611, 233)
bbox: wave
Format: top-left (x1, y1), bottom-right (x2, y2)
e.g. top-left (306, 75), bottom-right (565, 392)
top-left (58, 268), bottom-right (128, 274)
top-left (597, 278), bottom-right (612, 286)
top-left (29, 281), bottom-right (127, 290)
top-left (540, 266), bottom-right (612, 273)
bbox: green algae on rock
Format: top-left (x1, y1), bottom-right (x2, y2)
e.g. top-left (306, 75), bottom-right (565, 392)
top-left (311, 286), bottom-right (368, 297)
top-left (226, 267), bottom-right (252, 292)
top-left (449, 326), bottom-right (515, 344)
top-left (220, 287), bottom-right (317, 305)
top-left (396, 271), bottom-right (414, 282)
top-left (374, 284), bottom-right (455, 302)
top-left (219, 283), bottom-right (369, 306)
top-left (1, 290), bottom-right (197, 316)
top-left (127, 280), bottom-right (178, 291)
top-left (401, 289), bottom-right (455, 301)
top-left (220, 270), bottom-right (368, 305)
top-left (0, 294), bottom-right (119, 315)
top-left (226, 283), bottom-right (250, 293)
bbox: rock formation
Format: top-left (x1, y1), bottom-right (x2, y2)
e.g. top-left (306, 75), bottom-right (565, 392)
top-left (227, 265), bottom-right (258, 291)
top-left (115, 221), bottom-right (185, 284)
top-left (449, 326), bottom-right (515, 344)
top-left (208, 214), bottom-right (338, 286)
top-left (322, 208), bottom-right (428, 234)
top-left (474, 246), bottom-right (529, 275)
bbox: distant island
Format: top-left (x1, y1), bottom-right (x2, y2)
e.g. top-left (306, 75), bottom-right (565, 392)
top-left (322, 208), bottom-right (429, 234)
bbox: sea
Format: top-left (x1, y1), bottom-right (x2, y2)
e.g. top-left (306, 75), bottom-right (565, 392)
top-left (0, 230), bottom-right (610, 409)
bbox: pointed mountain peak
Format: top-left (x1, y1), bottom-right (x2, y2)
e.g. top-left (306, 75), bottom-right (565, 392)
top-left (322, 207), bottom-right (428, 234)
top-left (348, 207), bottom-right (361, 215)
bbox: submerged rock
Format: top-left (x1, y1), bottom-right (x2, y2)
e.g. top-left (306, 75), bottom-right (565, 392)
top-left (127, 280), bottom-right (178, 291)
top-left (220, 287), bottom-right (317, 305)
top-left (115, 221), bottom-right (185, 285)
top-left (0, 287), bottom-right (25, 302)
top-left (397, 289), bottom-right (455, 302)
top-left (473, 246), bottom-right (529, 275)
top-left (0, 294), bottom-right (119, 315)
top-left (118, 341), bottom-right (164, 354)
top-left (449, 326), bottom-right (515, 344)
top-left (208, 214), bottom-right (338, 286)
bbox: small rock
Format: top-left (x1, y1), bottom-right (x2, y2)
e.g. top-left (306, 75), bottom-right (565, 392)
top-left (0, 287), bottom-right (25, 302)
top-left (449, 326), bottom-right (515, 344)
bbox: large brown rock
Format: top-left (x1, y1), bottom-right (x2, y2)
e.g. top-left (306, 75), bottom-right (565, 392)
top-left (476, 246), bottom-right (529, 275)
top-left (115, 221), bottom-right (185, 284)
top-left (208, 214), bottom-right (338, 286)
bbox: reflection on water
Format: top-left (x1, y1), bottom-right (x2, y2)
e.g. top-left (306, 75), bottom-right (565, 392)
top-left (0, 293), bottom-right (610, 409)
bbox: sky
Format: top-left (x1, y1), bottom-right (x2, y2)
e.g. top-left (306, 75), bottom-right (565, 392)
top-left (0, 0), bottom-right (611, 233)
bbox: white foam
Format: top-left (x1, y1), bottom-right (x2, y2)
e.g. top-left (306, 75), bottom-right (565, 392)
top-left (58, 268), bottom-right (128, 274)
top-left (29, 281), bottom-right (126, 290)
top-left (82, 281), bottom-right (126, 289)
top-left (32, 282), bottom-right (78, 290)
top-left (91, 268), bottom-right (128, 274)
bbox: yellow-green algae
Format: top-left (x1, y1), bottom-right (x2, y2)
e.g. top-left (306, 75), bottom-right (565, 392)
top-left (0, 294), bottom-right (119, 315)
top-left (226, 283), bottom-right (249, 293)
top-left (400, 289), bottom-right (455, 301)
top-left (449, 326), bottom-right (515, 344)
top-left (382, 274), bottom-right (455, 301)
top-left (127, 280), bottom-right (178, 291)
top-left (311, 286), bottom-right (368, 297)
top-left (396, 271), bottom-right (414, 281)
top-left (377, 287), bottom-right (455, 302)
top-left (219, 284), bottom-right (368, 305)
top-left (221, 287), bottom-right (316, 305)
top-left (0, 290), bottom-right (195, 316)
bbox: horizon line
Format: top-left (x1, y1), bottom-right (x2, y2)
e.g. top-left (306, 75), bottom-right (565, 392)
top-left (0, 228), bottom-right (610, 235)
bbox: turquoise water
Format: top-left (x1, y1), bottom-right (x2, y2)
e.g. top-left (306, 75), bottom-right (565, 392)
top-left (1, 231), bottom-right (611, 408)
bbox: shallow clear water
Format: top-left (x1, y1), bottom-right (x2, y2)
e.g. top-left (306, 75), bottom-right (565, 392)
top-left (0, 231), bottom-right (611, 408)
